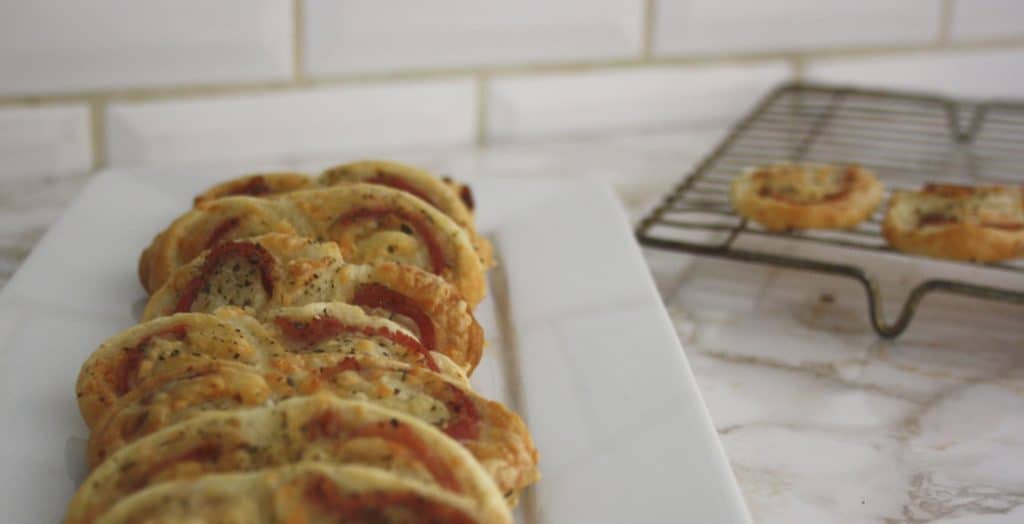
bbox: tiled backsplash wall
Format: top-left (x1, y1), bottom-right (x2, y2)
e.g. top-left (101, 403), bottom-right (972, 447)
top-left (3, 0), bottom-right (1024, 181)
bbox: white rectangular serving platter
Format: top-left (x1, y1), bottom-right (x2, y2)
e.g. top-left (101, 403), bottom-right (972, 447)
top-left (0, 164), bottom-right (751, 524)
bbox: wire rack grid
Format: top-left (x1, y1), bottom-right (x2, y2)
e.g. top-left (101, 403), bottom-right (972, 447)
top-left (636, 82), bottom-right (1024, 337)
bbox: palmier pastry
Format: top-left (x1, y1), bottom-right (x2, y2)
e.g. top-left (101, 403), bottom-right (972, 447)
top-left (87, 351), bottom-right (539, 497)
top-left (141, 184), bottom-right (486, 304)
top-left (67, 395), bottom-right (510, 524)
top-left (731, 163), bottom-right (884, 231)
top-left (320, 160), bottom-right (492, 266)
top-left (141, 234), bottom-right (484, 371)
top-left (191, 160), bottom-right (491, 266)
top-left (883, 184), bottom-right (1024, 262)
top-left (93, 463), bottom-right (505, 524)
top-left (193, 161), bottom-right (476, 220)
top-left (192, 171), bottom-right (315, 205)
top-left (77, 304), bottom-right (472, 429)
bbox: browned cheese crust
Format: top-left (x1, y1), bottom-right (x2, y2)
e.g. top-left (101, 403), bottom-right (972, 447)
top-left (92, 463), bottom-right (504, 524)
top-left (66, 395), bottom-right (510, 524)
top-left (138, 196), bottom-right (307, 296)
top-left (192, 172), bottom-right (316, 206)
top-left (84, 349), bottom-right (538, 498)
top-left (138, 185), bottom-right (486, 305)
top-left (77, 304), bottom-right (470, 430)
top-left (141, 233), bottom-right (483, 371)
top-left (730, 163), bottom-right (884, 231)
top-left (320, 160), bottom-right (493, 267)
top-left (882, 184), bottom-right (1024, 262)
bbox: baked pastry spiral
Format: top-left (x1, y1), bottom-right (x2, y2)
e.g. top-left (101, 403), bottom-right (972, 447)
top-left (67, 395), bottom-right (510, 524)
top-left (883, 184), bottom-right (1024, 262)
top-left (79, 307), bottom-right (538, 495)
top-left (192, 160), bottom-right (492, 267)
top-left (731, 163), bottom-right (884, 231)
top-left (68, 160), bottom-right (534, 522)
top-left (140, 184), bottom-right (485, 304)
top-left (141, 233), bottom-right (484, 372)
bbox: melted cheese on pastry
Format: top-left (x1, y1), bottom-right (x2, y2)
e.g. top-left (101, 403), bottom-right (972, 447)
top-left (141, 234), bottom-right (484, 373)
top-left (69, 395), bottom-right (510, 524)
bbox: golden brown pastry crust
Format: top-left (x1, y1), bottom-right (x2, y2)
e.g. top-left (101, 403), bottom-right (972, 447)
top-left (69, 160), bottom-right (540, 522)
top-left (68, 396), bottom-right (510, 524)
top-left (320, 160), bottom-right (494, 267)
top-left (77, 302), bottom-right (473, 430)
top-left (192, 172), bottom-right (316, 206)
top-left (141, 234), bottom-right (483, 371)
top-left (187, 161), bottom-right (491, 267)
top-left (294, 184), bottom-right (485, 303)
top-left (137, 196), bottom-right (307, 295)
top-left (321, 161), bottom-right (472, 227)
top-left (883, 184), bottom-right (1024, 262)
top-left (730, 163), bottom-right (884, 231)
top-left (93, 463), bottom-right (504, 524)
top-left (86, 352), bottom-right (538, 497)
top-left (139, 185), bottom-right (486, 304)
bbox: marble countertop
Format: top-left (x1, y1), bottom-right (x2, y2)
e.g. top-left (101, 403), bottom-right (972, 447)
top-left (3, 129), bottom-right (1023, 523)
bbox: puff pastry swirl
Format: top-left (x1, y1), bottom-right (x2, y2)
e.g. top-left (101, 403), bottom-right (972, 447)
top-left (69, 395), bottom-right (510, 524)
top-left (142, 233), bottom-right (484, 372)
top-left (731, 163), bottom-right (884, 231)
top-left (192, 160), bottom-right (492, 267)
top-left (883, 184), bottom-right (1024, 262)
top-left (83, 324), bottom-right (539, 496)
top-left (141, 183), bottom-right (486, 304)
top-left (78, 301), bottom-right (479, 430)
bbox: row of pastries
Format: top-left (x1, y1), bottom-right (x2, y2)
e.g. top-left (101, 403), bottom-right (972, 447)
top-left (67, 160), bottom-right (538, 523)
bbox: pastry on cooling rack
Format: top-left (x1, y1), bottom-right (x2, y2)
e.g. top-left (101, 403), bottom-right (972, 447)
top-left (67, 395), bottom-right (511, 524)
top-left (883, 184), bottom-right (1024, 262)
top-left (730, 162), bottom-right (884, 231)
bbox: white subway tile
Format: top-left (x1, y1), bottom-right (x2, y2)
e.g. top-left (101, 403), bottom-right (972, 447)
top-left (654, 0), bottom-right (941, 56)
top-left (303, 0), bottom-right (643, 75)
top-left (0, 106), bottom-right (92, 179)
top-left (105, 79), bottom-right (477, 167)
top-left (486, 62), bottom-right (791, 142)
top-left (951, 0), bottom-right (1024, 41)
top-left (0, 1), bottom-right (292, 95)
top-left (806, 49), bottom-right (1024, 99)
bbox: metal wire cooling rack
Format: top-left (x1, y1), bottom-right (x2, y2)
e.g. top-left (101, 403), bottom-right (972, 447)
top-left (636, 82), bottom-right (1024, 338)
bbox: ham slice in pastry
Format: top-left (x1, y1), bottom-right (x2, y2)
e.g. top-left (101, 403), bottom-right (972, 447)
top-left (141, 234), bottom-right (484, 372)
top-left (66, 395), bottom-right (510, 524)
top-left (189, 160), bottom-right (492, 267)
top-left (77, 303), bottom-right (472, 430)
top-left (140, 184), bottom-right (485, 304)
top-left (87, 351), bottom-right (538, 498)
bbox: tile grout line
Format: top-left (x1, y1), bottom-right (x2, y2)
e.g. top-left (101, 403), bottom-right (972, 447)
top-left (788, 55), bottom-right (806, 82)
top-left (642, 0), bottom-right (657, 58)
top-left (292, 0), bottom-right (305, 81)
top-left (1, 37), bottom-right (1024, 109)
top-left (88, 101), bottom-right (106, 170)
top-left (939, 0), bottom-right (955, 46)
top-left (475, 73), bottom-right (489, 146)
